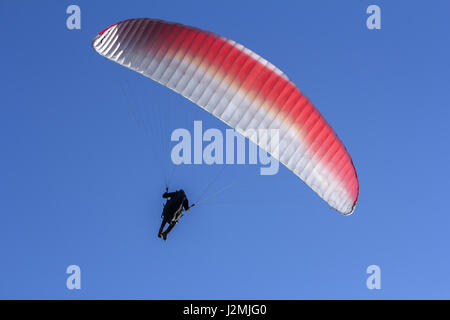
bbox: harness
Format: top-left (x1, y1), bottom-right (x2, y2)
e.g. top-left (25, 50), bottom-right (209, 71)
top-left (162, 196), bottom-right (185, 225)
top-left (162, 202), bottom-right (195, 225)
top-left (170, 208), bottom-right (184, 224)
top-left (161, 190), bottom-right (195, 225)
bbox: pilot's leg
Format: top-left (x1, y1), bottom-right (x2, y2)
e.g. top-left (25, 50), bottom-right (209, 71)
top-left (162, 222), bottom-right (176, 240)
top-left (158, 218), bottom-right (167, 238)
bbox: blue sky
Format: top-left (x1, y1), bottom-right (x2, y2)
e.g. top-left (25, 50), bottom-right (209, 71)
top-left (1, 0), bottom-right (449, 299)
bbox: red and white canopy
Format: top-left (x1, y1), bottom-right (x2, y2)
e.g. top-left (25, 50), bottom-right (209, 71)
top-left (92, 18), bottom-right (359, 214)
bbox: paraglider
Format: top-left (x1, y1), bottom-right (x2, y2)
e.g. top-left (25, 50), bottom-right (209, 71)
top-left (158, 188), bottom-right (193, 241)
top-left (92, 18), bottom-right (359, 215)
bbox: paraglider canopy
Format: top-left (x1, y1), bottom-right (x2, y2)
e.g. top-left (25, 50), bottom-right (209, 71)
top-left (92, 18), bottom-right (359, 214)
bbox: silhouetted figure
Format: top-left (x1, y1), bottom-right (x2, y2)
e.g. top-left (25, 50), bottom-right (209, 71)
top-left (158, 188), bottom-right (192, 241)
